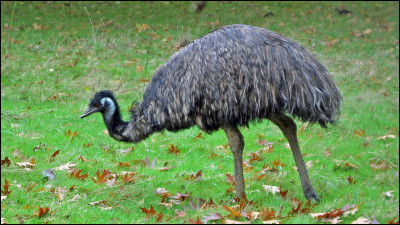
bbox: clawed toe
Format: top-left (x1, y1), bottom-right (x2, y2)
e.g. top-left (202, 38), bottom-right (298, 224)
top-left (305, 192), bottom-right (321, 202)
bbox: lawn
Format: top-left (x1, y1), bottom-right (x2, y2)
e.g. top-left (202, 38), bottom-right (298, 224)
top-left (1, 1), bottom-right (399, 224)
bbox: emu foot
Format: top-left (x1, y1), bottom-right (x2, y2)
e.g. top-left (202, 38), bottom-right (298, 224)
top-left (305, 190), bottom-right (320, 202)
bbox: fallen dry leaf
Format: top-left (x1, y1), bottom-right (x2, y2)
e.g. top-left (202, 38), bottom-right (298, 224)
top-left (306, 160), bottom-right (313, 169)
top-left (1, 157), bottom-right (11, 167)
top-left (262, 185), bottom-right (280, 195)
top-left (175, 209), bottom-right (186, 218)
top-left (223, 219), bottom-right (251, 224)
top-left (158, 202), bottom-right (173, 209)
top-left (54, 162), bottom-right (76, 171)
top-left (202, 212), bottom-right (224, 224)
top-left (369, 160), bottom-right (389, 170)
top-left (351, 217), bottom-right (372, 224)
top-left (89, 200), bottom-right (112, 210)
top-left (33, 206), bottom-right (49, 218)
top-left (262, 220), bottom-right (281, 224)
top-left (16, 161), bottom-right (35, 168)
top-left (343, 205), bottom-right (359, 217)
top-left (382, 190), bottom-right (394, 200)
top-left (378, 135), bottom-right (396, 140)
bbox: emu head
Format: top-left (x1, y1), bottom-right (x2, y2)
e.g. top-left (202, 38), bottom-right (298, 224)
top-left (81, 90), bottom-right (153, 143)
top-left (81, 90), bottom-right (117, 120)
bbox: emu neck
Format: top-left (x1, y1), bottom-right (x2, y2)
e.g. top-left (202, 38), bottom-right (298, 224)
top-left (101, 98), bottom-right (152, 143)
top-left (101, 98), bottom-right (130, 142)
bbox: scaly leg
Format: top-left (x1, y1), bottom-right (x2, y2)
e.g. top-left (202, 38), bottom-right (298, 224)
top-left (221, 124), bottom-right (246, 199)
top-left (269, 114), bottom-right (320, 201)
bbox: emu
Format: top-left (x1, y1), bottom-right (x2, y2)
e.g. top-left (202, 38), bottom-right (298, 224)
top-left (81, 24), bottom-right (342, 201)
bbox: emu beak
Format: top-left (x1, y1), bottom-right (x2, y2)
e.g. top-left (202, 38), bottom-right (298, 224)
top-left (80, 107), bottom-right (100, 118)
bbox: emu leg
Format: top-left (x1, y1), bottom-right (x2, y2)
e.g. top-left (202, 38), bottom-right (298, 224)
top-left (221, 124), bottom-right (246, 199)
top-left (269, 115), bottom-right (320, 201)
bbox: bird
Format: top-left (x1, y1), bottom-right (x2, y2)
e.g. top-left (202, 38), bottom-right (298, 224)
top-left (81, 24), bottom-right (342, 201)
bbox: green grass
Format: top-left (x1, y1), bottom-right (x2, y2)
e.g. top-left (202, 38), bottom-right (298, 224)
top-left (1, 1), bottom-right (399, 224)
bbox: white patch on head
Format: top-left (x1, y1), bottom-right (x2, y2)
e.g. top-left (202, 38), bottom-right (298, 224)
top-left (101, 97), bottom-right (115, 121)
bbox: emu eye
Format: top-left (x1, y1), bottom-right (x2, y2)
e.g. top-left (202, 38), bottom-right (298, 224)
top-left (93, 103), bottom-right (101, 108)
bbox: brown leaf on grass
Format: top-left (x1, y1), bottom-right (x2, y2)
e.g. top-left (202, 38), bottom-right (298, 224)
top-left (226, 173), bottom-right (236, 186)
top-left (170, 192), bottom-right (191, 203)
top-left (248, 150), bottom-right (262, 163)
top-left (388, 216), bottom-right (399, 224)
top-left (289, 198), bottom-right (303, 215)
top-left (193, 132), bottom-right (205, 141)
top-left (369, 160), bottom-right (390, 170)
top-left (353, 129), bottom-right (365, 137)
top-left (217, 144), bottom-right (230, 150)
top-left (175, 209), bottom-right (186, 218)
top-left (159, 165), bottom-right (177, 171)
top-left (140, 205), bottom-right (156, 218)
top-left (289, 198), bottom-right (315, 215)
top-left (209, 151), bottom-right (219, 159)
top-left (261, 163), bottom-right (279, 173)
top-left (223, 205), bottom-right (242, 218)
top-left (49, 150), bottom-right (59, 162)
top-left (121, 172), bottom-right (136, 184)
top-left (138, 77), bottom-right (150, 82)
top-left (64, 129), bottom-right (78, 138)
top-left (32, 23), bottom-right (48, 30)
top-left (189, 217), bottom-right (202, 224)
top-left (79, 155), bottom-right (89, 162)
top-left (33, 206), bottom-right (49, 218)
top-left (92, 169), bottom-right (110, 184)
top-left (272, 159), bottom-right (285, 167)
top-left (256, 134), bottom-right (274, 147)
top-left (325, 39), bottom-right (339, 47)
top-left (89, 200), bottom-right (112, 210)
top-left (155, 188), bottom-right (168, 195)
top-left (167, 144), bottom-right (181, 155)
top-left (158, 202), bottom-right (173, 209)
top-left (242, 161), bottom-right (254, 173)
top-left (116, 146), bottom-right (134, 155)
top-left (118, 162), bottom-right (131, 167)
top-left (70, 169), bottom-right (88, 180)
top-left (346, 176), bottom-right (358, 184)
top-left (179, 170), bottom-right (202, 181)
top-left (52, 186), bottom-right (68, 202)
top-left (260, 207), bottom-right (276, 221)
top-left (324, 147), bottom-right (333, 158)
top-left (16, 158), bottom-right (35, 168)
top-left (342, 204), bottom-right (360, 217)
top-left (136, 23), bottom-right (149, 32)
top-left (279, 187), bottom-right (288, 200)
top-left (1, 178), bottom-right (12, 196)
top-left (1, 157), bottom-right (11, 167)
top-left (136, 65), bottom-right (144, 73)
top-left (310, 204), bottom-right (359, 223)
top-left (333, 160), bottom-right (359, 170)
